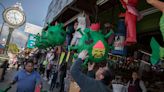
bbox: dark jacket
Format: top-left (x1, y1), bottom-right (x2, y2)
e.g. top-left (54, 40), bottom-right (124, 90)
top-left (70, 58), bottom-right (112, 92)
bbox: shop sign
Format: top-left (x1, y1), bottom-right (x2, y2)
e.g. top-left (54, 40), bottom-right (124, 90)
top-left (114, 35), bottom-right (125, 50)
top-left (27, 34), bottom-right (36, 48)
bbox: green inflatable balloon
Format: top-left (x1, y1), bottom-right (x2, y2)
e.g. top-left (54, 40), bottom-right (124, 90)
top-left (35, 31), bottom-right (50, 49)
top-left (70, 28), bottom-right (114, 64)
top-left (35, 24), bottom-right (66, 49)
top-left (35, 34), bottom-right (46, 49)
top-left (150, 37), bottom-right (164, 65)
top-left (46, 24), bottom-right (66, 46)
top-left (160, 13), bottom-right (164, 40)
top-left (40, 31), bottom-right (51, 47)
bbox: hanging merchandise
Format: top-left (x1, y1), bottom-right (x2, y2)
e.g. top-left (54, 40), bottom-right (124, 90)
top-left (59, 52), bottom-right (66, 65)
top-left (39, 31), bottom-right (51, 48)
top-left (69, 25), bottom-right (114, 65)
top-left (146, 0), bottom-right (164, 40)
top-left (66, 24), bottom-right (75, 51)
top-left (90, 23), bottom-right (100, 31)
top-left (46, 23), bottom-right (66, 46)
top-left (120, 0), bottom-right (141, 45)
top-left (77, 16), bottom-right (86, 31)
top-left (160, 13), bottom-right (164, 40)
top-left (70, 16), bottom-right (86, 46)
top-left (35, 34), bottom-right (47, 49)
top-left (104, 23), bottom-right (115, 48)
top-left (66, 51), bottom-right (71, 62)
top-left (150, 37), bottom-right (164, 65)
top-left (112, 17), bottom-right (127, 55)
top-left (35, 24), bottom-right (66, 49)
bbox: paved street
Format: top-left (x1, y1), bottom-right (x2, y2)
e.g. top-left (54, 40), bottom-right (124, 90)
top-left (0, 68), bottom-right (56, 92)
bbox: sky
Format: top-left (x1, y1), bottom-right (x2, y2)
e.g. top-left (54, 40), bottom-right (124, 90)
top-left (0, 0), bottom-right (52, 48)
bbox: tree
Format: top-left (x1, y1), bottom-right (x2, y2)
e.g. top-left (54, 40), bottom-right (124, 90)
top-left (8, 43), bottom-right (19, 54)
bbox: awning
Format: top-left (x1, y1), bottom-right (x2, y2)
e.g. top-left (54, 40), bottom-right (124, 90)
top-left (45, 0), bottom-right (76, 24)
top-left (45, 0), bottom-right (117, 25)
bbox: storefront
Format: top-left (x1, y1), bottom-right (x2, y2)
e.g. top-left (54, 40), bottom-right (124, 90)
top-left (44, 0), bottom-right (164, 92)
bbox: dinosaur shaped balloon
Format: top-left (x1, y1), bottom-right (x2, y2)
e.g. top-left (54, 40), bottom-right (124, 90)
top-left (69, 26), bottom-right (114, 65)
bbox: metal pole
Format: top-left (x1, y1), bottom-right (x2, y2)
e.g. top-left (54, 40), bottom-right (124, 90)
top-left (0, 22), bottom-right (4, 37)
top-left (3, 27), bottom-right (14, 54)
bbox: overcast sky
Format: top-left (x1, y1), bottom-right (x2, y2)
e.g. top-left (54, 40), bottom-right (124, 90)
top-left (0, 0), bottom-right (52, 48)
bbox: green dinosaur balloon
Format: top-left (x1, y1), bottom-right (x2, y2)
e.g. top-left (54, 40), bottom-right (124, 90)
top-left (46, 24), bottom-right (66, 46)
top-left (70, 28), bottom-right (114, 64)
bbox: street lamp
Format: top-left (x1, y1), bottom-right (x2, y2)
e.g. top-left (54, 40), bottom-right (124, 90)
top-left (2, 3), bottom-right (26, 54)
top-left (0, 2), bottom-right (5, 38)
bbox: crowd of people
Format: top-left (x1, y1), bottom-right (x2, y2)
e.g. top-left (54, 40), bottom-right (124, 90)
top-left (1, 46), bottom-right (151, 92)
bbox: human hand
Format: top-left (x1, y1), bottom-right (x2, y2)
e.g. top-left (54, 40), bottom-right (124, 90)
top-left (78, 50), bottom-right (88, 60)
top-left (88, 62), bottom-right (95, 71)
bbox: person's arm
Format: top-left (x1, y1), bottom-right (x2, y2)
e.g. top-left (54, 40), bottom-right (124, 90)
top-left (35, 71), bottom-right (42, 89)
top-left (87, 62), bottom-right (95, 78)
top-left (87, 70), bottom-right (95, 78)
top-left (139, 80), bottom-right (147, 92)
top-left (11, 71), bottom-right (19, 85)
top-left (70, 58), bottom-right (90, 87)
top-left (70, 51), bottom-right (96, 91)
top-left (35, 72), bottom-right (41, 84)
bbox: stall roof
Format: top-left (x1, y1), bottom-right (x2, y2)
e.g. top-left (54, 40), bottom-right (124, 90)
top-left (45, 0), bottom-right (117, 25)
top-left (45, 0), bottom-right (161, 34)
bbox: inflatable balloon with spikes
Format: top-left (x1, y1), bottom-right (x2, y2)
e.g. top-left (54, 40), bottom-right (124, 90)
top-left (35, 31), bottom-right (50, 49)
top-left (35, 24), bottom-right (66, 49)
top-left (69, 26), bottom-right (114, 65)
top-left (46, 23), bottom-right (66, 46)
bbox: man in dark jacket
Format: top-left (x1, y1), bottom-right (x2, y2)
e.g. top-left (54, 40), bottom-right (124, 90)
top-left (71, 50), bottom-right (112, 92)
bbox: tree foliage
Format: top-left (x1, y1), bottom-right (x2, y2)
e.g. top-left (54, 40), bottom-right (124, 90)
top-left (8, 43), bottom-right (19, 54)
